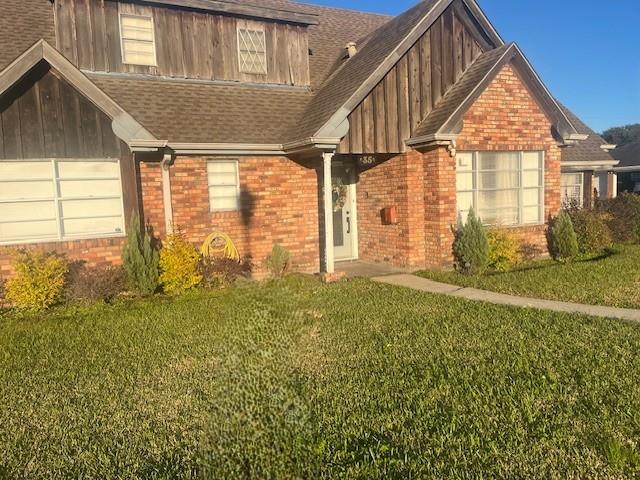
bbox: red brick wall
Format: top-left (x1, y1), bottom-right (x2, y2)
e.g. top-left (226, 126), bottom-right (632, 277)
top-left (169, 156), bottom-right (320, 276)
top-left (356, 150), bottom-right (426, 268)
top-left (139, 161), bottom-right (167, 238)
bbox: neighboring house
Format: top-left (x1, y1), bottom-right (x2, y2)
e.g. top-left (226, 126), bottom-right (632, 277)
top-left (611, 142), bottom-right (640, 193)
top-left (558, 106), bottom-right (619, 208)
top-left (0, 0), bottom-right (619, 276)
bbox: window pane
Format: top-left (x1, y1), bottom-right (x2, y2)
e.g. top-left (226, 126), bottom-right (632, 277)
top-left (0, 161), bottom-right (52, 180)
top-left (523, 188), bottom-right (542, 206)
top-left (58, 179), bottom-right (121, 198)
top-left (522, 151), bottom-right (542, 170)
top-left (456, 172), bottom-right (473, 191)
top-left (120, 15), bottom-right (155, 65)
top-left (238, 28), bottom-right (267, 74)
top-left (478, 152), bottom-right (519, 171)
top-left (209, 185), bottom-right (237, 199)
top-left (0, 220), bottom-right (58, 242)
top-left (207, 172), bottom-right (237, 186)
top-left (210, 196), bottom-right (239, 211)
top-left (523, 170), bottom-right (542, 188)
top-left (457, 153), bottom-right (473, 171)
top-left (478, 208), bottom-right (519, 226)
top-left (478, 171), bottom-right (519, 189)
top-left (208, 161), bottom-right (239, 211)
top-left (457, 191), bottom-right (473, 212)
top-left (63, 216), bottom-right (124, 237)
top-left (57, 161), bottom-right (120, 179)
top-left (0, 180), bottom-right (54, 200)
top-left (208, 161), bottom-right (237, 174)
top-left (561, 173), bottom-right (583, 187)
top-left (523, 206), bottom-right (542, 224)
top-left (2, 201), bottom-right (56, 222)
top-left (478, 189), bottom-right (519, 209)
top-left (60, 198), bottom-right (122, 219)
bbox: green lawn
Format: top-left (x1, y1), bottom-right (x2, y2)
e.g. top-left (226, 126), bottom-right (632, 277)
top-left (1, 277), bottom-right (640, 478)
top-left (418, 244), bottom-right (640, 309)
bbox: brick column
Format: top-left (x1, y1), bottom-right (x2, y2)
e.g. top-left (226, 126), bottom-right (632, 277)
top-left (422, 146), bottom-right (457, 269)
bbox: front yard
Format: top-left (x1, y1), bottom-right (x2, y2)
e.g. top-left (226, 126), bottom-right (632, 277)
top-left (419, 244), bottom-right (640, 309)
top-left (1, 276), bottom-right (640, 478)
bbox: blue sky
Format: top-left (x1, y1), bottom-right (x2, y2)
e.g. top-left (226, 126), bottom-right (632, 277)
top-left (305, 0), bottom-right (639, 133)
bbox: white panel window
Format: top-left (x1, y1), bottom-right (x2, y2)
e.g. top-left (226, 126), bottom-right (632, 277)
top-left (207, 160), bottom-right (240, 212)
top-left (120, 14), bottom-right (156, 66)
top-left (0, 160), bottom-right (125, 244)
top-left (456, 151), bottom-right (545, 226)
top-left (237, 27), bottom-right (267, 74)
top-left (561, 172), bottom-right (584, 208)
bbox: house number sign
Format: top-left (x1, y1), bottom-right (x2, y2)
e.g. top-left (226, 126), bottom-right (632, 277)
top-left (357, 155), bottom-right (377, 167)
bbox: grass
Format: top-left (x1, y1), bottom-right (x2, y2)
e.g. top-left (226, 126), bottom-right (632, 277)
top-left (1, 276), bottom-right (640, 478)
top-left (418, 244), bottom-right (640, 309)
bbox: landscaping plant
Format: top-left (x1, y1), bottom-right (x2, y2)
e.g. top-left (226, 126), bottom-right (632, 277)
top-left (568, 208), bottom-right (613, 254)
top-left (65, 263), bottom-right (125, 303)
top-left (453, 208), bottom-right (489, 275)
top-left (266, 244), bottom-right (291, 279)
top-left (122, 214), bottom-right (160, 295)
top-left (159, 230), bottom-right (203, 294)
top-left (201, 256), bottom-right (252, 288)
top-left (5, 250), bottom-right (68, 312)
top-left (549, 210), bottom-right (579, 262)
top-left (487, 229), bottom-right (521, 272)
top-left (598, 192), bottom-right (640, 243)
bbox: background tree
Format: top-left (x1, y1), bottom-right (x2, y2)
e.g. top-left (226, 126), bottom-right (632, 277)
top-left (601, 124), bottom-right (640, 146)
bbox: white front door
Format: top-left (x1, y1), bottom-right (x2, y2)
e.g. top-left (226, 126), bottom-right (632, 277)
top-left (332, 163), bottom-right (357, 261)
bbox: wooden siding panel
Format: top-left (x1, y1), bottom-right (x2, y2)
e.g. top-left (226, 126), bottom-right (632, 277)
top-left (18, 81), bottom-right (45, 158)
top-left (397, 56), bottom-right (410, 148)
top-left (362, 94), bottom-right (375, 153)
top-left (408, 44), bottom-right (421, 134)
top-left (430, 18), bottom-right (443, 106)
top-left (75, 0), bottom-right (94, 69)
top-left (39, 72), bottom-right (67, 157)
top-left (103, 0), bottom-right (121, 73)
top-left (453, 13), bottom-right (464, 81)
top-left (373, 82), bottom-right (387, 153)
top-left (1, 98), bottom-right (23, 159)
top-left (90, 1), bottom-right (108, 72)
top-left (384, 67), bottom-right (399, 152)
top-left (442, 9), bottom-right (455, 93)
top-left (419, 33), bottom-right (432, 119)
top-left (56, 0), bottom-right (78, 65)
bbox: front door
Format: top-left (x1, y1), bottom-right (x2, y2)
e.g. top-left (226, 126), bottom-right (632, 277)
top-left (332, 163), bottom-right (357, 261)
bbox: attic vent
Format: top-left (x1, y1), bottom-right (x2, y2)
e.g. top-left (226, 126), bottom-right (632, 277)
top-left (345, 42), bottom-right (358, 58)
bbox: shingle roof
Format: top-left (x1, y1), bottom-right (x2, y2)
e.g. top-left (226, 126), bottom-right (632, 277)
top-left (611, 142), bottom-right (640, 168)
top-left (558, 104), bottom-right (616, 165)
top-left (410, 44), bottom-right (513, 140)
top-left (89, 74), bottom-right (311, 144)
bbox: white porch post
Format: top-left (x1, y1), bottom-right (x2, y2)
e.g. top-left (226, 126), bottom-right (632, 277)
top-left (322, 151), bottom-right (335, 273)
top-left (161, 153), bottom-right (174, 234)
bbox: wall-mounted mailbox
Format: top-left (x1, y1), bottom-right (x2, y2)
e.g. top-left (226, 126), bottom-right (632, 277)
top-left (381, 206), bottom-right (398, 225)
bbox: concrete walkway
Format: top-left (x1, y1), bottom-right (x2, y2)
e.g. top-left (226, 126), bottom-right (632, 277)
top-left (372, 274), bottom-right (640, 323)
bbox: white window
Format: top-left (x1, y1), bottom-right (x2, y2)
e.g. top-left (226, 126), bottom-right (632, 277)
top-left (207, 160), bottom-right (240, 212)
top-left (561, 172), bottom-right (584, 208)
top-left (0, 160), bottom-right (125, 244)
top-left (120, 14), bottom-right (156, 66)
top-left (456, 151), bottom-right (545, 226)
top-left (237, 27), bottom-right (267, 74)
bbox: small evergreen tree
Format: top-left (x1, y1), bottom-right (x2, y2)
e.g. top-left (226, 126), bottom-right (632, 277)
top-left (453, 208), bottom-right (489, 275)
top-left (550, 210), bottom-right (579, 262)
top-left (122, 214), bottom-right (160, 295)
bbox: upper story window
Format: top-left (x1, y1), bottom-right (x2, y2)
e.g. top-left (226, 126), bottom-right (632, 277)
top-left (561, 172), bottom-right (584, 208)
top-left (456, 151), bottom-right (545, 226)
top-left (120, 14), bottom-right (157, 66)
top-left (237, 27), bottom-right (267, 74)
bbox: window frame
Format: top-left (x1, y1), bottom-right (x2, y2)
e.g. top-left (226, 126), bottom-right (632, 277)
top-left (237, 26), bottom-right (268, 75)
top-left (0, 158), bottom-right (127, 246)
top-left (207, 159), bottom-right (241, 213)
top-left (456, 151), bottom-right (546, 227)
top-left (119, 12), bottom-right (158, 67)
top-left (560, 172), bottom-right (584, 208)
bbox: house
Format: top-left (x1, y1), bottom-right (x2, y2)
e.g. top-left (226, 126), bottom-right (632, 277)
top-left (0, 0), bottom-right (619, 277)
top-left (611, 142), bottom-right (640, 194)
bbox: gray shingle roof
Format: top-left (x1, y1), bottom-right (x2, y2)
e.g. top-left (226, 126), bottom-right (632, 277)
top-left (558, 104), bottom-right (616, 165)
top-left (611, 142), bottom-right (640, 168)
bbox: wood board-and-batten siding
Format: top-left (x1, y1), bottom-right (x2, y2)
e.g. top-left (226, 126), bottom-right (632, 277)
top-left (338, 2), bottom-right (491, 155)
top-left (54, 0), bottom-right (311, 86)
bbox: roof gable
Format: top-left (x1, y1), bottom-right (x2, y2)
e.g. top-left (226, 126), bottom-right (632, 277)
top-left (0, 40), bottom-right (155, 144)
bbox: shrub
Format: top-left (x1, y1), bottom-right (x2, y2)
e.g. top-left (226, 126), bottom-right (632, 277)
top-left (598, 193), bottom-right (640, 243)
top-left (519, 242), bottom-right (544, 262)
top-left (122, 214), bottom-right (160, 296)
top-left (453, 208), bottom-right (489, 275)
top-left (65, 262), bottom-right (125, 303)
top-left (549, 210), bottom-right (579, 262)
top-left (266, 244), bottom-right (291, 279)
top-left (5, 250), bottom-right (68, 312)
top-left (568, 208), bottom-right (613, 254)
top-left (201, 256), bottom-right (252, 288)
top-left (159, 231), bottom-right (203, 294)
top-left (487, 229), bottom-right (521, 272)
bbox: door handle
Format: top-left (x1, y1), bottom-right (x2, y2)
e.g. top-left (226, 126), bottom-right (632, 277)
top-left (346, 216), bottom-right (351, 234)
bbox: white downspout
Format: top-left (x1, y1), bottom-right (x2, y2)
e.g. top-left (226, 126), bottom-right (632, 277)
top-left (322, 151), bottom-right (335, 273)
top-left (161, 152), bottom-right (174, 234)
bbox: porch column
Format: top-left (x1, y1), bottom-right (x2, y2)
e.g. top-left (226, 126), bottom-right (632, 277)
top-left (161, 152), bottom-right (175, 234)
top-left (322, 151), bottom-right (335, 273)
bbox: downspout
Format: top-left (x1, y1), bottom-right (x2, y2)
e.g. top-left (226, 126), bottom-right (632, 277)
top-left (161, 152), bottom-right (175, 235)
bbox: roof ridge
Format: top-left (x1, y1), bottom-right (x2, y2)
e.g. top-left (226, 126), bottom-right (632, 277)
top-left (283, 0), bottom-right (393, 18)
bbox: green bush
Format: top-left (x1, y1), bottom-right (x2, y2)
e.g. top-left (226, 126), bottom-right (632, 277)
top-left (487, 229), bottom-right (521, 272)
top-left (201, 256), bottom-right (252, 288)
top-left (5, 250), bottom-right (68, 312)
top-left (453, 208), bottom-right (489, 275)
top-left (65, 263), bottom-right (125, 303)
top-left (122, 215), bottom-right (160, 296)
top-left (549, 210), bottom-right (579, 262)
top-left (568, 208), bottom-right (613, 254)
top-left (159, 231), bottom-right (203, 294)
top-left (598, 193), bottom-right (640, 243)
top-left (266, 244), bottom-right (291, 279)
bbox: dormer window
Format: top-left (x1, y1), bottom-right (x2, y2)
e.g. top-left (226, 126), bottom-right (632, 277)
top-left (237, 27), bottom-right (267, 75)
top-left (120, 14), bottom-right (157, 66)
